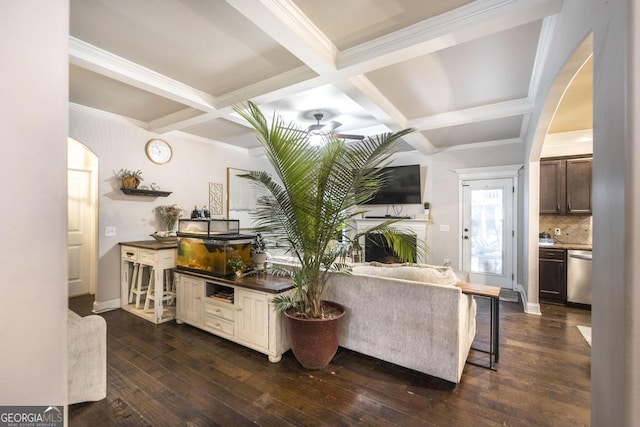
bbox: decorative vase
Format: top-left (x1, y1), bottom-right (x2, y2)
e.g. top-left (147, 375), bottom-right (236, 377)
top-left (122, 176), bottom-right (140, 189)
top-left (284, 301), bottom-right (345, 369)
top-left (252, 252), bottom-right (268, 270)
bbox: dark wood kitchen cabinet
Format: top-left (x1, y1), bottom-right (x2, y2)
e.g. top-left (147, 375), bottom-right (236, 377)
top-left (540, 160), bottom-right (565, 214)
top-left (565, 158), bottom-right (592, 214)
top-left (540, 157), bottom-right (592, 215)
top-left (539, 248), bottom-right (566, 304)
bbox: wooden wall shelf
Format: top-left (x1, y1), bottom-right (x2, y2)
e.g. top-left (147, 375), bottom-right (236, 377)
top-left (121, 187), bottom-right (172, 197)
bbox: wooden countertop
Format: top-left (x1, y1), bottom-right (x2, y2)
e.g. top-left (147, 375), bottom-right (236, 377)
top-left (176, 269), bottom-right (294, 294)
top-left (120, 240), bottom-right (178, 250)
top-left (455, 282), bottom-right (501, 298)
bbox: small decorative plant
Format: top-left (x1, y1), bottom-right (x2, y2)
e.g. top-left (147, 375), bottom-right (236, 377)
top-left (251, 233), bottom-right (268, 270)
top-left (253, 233), bottom-right (266, 254)
top-left (155, 204), bottom-right (184, 232)
top-left (423, 201), bottom-right (430, 210)
top-left (227, 256), bottom-right (248, 277)
top-left (116, 168), bottom-right (143, 189)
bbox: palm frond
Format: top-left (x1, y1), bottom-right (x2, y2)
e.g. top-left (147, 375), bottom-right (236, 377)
top-left (233, 101), bottom-right (418, 318)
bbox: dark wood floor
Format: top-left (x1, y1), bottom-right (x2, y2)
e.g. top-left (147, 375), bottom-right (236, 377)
top-left (68, 295), bottom-right (591, 426)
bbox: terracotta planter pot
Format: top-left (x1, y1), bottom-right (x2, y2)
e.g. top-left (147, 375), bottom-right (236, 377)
top-left (284, 301), bottom-right (345, 369)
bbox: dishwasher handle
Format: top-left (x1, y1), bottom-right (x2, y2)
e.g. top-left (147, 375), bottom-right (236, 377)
top-left (569, 253), bottom-right (592, 261)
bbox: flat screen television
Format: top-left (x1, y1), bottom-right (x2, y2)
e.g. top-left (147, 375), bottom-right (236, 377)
top-left (364, 164), bottom-right (421, 205)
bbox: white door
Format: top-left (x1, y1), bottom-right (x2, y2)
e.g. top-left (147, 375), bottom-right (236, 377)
top-left (68, 168), bottom-right (93, 296)
top-left (461, 178), bottom-right (515, 288)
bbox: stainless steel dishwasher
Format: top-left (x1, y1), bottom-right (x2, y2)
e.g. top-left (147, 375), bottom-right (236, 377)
top-left (567, 250), bottom-right (592, 305)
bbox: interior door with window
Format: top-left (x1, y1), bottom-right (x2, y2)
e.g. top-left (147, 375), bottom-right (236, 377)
top-left (461, 178), bottom-right (514, 288)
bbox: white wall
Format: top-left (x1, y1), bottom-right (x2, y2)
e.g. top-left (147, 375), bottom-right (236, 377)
top-left (69, 108), bottom-right (271, 305)
top-left (0, 0), bottom-right (68, 406)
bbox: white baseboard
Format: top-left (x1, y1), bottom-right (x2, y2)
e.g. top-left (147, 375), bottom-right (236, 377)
top-left (516, 283), bottom-right (541, 315)
top-left (93, 298), bottom-right (120, 314)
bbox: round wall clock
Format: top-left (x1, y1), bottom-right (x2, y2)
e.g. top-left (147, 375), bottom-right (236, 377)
top-left (145, 138), bottom-right (172, 164)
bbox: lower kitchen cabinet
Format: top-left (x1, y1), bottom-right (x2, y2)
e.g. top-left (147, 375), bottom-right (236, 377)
top-left (539, 248), bottom-right (567, 304)
top-left (174, 271), bottom-right (291, 362)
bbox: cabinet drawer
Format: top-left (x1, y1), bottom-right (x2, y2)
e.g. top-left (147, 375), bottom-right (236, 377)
top-left (204, 314), bottom-right (234, 336)
top-left (139, 249), bottom-right (156, 264)
top-left (539, 248), bottom-right (565, 261)
top-left (204, 301), bottom-right (235, 322)
top-left (121, 247), bottom-right (138, 261)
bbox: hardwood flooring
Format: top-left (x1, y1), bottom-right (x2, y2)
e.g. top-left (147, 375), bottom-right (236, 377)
top-left (68, 295), bottom-right (591, 426)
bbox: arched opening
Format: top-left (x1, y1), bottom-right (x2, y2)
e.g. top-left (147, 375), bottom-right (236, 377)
top-left (525, 34), bottom-right (593, 314)
top-left (67, 137), bottom-right (99, 300)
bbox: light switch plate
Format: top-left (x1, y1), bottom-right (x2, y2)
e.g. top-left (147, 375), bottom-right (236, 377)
top-left (105, 226), bottom-right (116, 236)
top-left (440, 224), bottom-right (450, 232)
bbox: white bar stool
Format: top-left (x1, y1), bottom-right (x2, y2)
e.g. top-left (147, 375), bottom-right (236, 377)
top-left (144, 268), bottom-right (176, 313)
top-left (128, 263), bottom-right (150, 309)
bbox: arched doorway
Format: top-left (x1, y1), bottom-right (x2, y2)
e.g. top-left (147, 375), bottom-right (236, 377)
top-left (67, 137), bottom-right (98, 297)
top-left (525, 35), bottom-right (593, 314)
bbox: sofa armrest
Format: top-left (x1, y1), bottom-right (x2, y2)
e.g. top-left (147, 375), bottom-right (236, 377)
top-left (67, 312), bottom-right (107, 405)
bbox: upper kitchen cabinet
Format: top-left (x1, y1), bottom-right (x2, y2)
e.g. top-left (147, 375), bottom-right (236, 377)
top-left (565, 158), bottom-right (592, 214)
top-left (540, 156), bottom-right (592, 215)
top-left (540, 160), bottom-right (566, 214)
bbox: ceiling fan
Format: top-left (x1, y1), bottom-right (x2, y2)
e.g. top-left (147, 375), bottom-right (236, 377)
top-left (307, 113), bottom-right (365, 141)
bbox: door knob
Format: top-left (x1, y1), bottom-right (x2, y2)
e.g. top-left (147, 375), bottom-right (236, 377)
top-left (463, 236), bottom-right (469, 240)
top-left (464, 228), bottom-right (469, 232)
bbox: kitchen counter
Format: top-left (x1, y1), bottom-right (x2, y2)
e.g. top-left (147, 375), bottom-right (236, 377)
top-left (539, 242), bottom-right (592, 251)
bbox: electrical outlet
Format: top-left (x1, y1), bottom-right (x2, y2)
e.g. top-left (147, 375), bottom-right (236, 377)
top-left (554, 228), bottom-right (561, 236)
top-left (105, 226), bottom-right (117, 236)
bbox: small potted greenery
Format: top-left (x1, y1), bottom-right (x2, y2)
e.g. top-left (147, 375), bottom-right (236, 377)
top-left (251, 233), bottom-right (268, 270)
top-left (227, 256), bottom-right (248, 278)
top-left (116, 169), bottom-right (143, 189)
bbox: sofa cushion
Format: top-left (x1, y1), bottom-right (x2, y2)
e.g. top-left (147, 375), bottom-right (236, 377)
top-left (352, 263), bottom-right (459, 285)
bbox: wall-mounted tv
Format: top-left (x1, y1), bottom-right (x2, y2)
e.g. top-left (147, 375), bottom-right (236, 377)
top-left (364, 164), bottom-right (422, 205)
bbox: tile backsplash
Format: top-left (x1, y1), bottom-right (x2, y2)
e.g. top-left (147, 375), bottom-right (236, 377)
top-left (540, 215), bottom-right (592, 244)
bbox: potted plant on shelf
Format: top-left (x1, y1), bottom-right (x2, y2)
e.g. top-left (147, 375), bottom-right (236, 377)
top-left (251, 233), bottom-right (268, 270)
top-left (234, 101), bottom-right (419, 369)
top-left (116, 168), bottom-right (143, 189)
top-left (227, 256), bottom-right (248, 278)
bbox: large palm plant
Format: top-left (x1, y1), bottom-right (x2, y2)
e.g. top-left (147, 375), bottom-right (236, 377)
top-left (234, 101), bottom-right (420, 319)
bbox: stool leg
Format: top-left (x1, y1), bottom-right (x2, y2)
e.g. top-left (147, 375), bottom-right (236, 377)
top-left (144, 267), bottom-right (156, 312)
top-left (128, 263), bottom-right (139, 304)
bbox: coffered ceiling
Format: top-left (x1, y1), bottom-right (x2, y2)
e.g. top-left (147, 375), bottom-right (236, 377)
top-left (69, 0), bottom-right (592, 154)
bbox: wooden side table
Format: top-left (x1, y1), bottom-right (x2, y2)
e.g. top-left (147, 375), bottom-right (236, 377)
top-left (456, 282), bottom-right (501, 370)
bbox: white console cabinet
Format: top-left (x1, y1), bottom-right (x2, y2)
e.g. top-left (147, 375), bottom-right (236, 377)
top-left (174, 271), bottom-right (293, 362)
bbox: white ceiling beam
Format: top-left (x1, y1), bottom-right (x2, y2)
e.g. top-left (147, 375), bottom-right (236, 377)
top-left (226, 0), bottom-right (338, 75)
top-left (69, 37), bottom-right (217, 113)
top-left (408, 98), bottom-right (535, 131)
top-left (337, 0), bottom-right (564, 76)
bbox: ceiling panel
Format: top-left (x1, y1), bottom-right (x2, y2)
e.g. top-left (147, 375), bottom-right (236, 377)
top-left (181, 117), bottom-right (257, 149)
top-left (294, 0), bottom-right (474, 50)
top-left (423, 116), bottom-right (523, 148)
top-left (70, 0), bottom-right (303, 96)
top-left (256, 84), bottom-right (387, 133)
top-left (69, 64), bottom-right (187, 122)
top-left (367, 20), bottom-right (542, 118)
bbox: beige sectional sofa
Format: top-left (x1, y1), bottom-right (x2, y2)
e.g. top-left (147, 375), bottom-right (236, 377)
top-left (67, 310), bottom-right (107, 405)
top-left (323, 263), bottom-right (476, 383)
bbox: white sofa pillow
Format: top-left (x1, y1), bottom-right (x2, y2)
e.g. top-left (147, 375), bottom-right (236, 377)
top-left (352, 263), bottom-right (459, 285)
